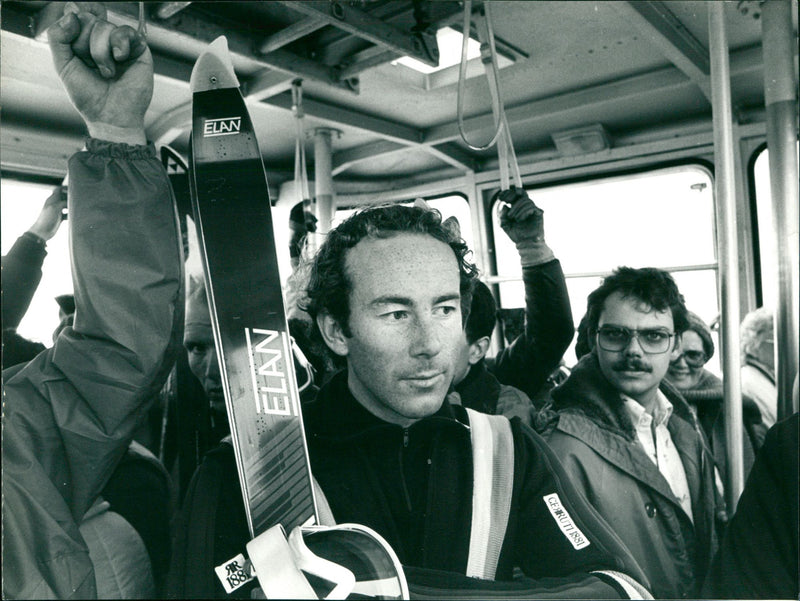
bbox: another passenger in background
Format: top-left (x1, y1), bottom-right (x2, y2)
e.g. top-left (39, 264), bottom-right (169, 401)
top-left (537, 267), bottom-right (722, 599)
top-left (2, 3), bottom-right (183, 598)
top-left (702, 408), bottom-right (799, 599)
top-left (483, 188), bottom-right (574, 402)
top-left (1, 185), bottom-right (67, 369)
top-left (182, 278), bottom-right (229, 447)
top-left (413, 190), bottom-right (573, 425)
top-left (665, 311), bottom-right (762, 484)
top-left (451, 280), bottom-right (533, 424)
top-left (740, 306), bottom-right (777, 445)
top-left (288, 198), bottom-right (318, 270)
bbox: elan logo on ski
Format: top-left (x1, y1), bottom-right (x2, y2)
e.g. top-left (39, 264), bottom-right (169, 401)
top-left (245, 327), bottom-right (297, 416)
top-left (203, 116), bottom-right (241, 137)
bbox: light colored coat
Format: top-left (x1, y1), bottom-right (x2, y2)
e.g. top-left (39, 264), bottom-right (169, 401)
top-left (540, 354), bottom-right (722, 599)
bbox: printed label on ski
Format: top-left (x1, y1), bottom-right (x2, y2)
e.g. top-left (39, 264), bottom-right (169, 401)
top-left (189, 38), bottom-right (316, 538)
top-left (215, 553), bottom-right (255, 593)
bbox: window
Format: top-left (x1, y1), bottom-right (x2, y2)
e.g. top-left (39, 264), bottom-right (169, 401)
top-left (751, 144), bottom-right (799, 311)
top-left (334, 194), bottom-right (475, 254)
top-left (393, 27), bottom-right (482, 74)
top-left (491, 165), bottom-right (720, 371)
top-left (2, 177), bottom-right (72, 345)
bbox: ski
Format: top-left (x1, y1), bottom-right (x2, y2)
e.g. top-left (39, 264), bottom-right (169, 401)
top-left (188, 37), bottom-right (408, 599)
top-left (188, 37), bottom-right (316, 538)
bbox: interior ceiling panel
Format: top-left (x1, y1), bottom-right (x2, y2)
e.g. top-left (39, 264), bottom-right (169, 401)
top-left (1, 1), bottom-right (786, 184)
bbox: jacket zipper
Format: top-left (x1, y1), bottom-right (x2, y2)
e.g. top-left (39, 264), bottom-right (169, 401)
top-left (399, 428), bottom-right (412, 511)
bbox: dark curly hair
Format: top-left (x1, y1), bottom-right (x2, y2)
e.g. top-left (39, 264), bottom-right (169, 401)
top-left (585, 266), bottom-right (689, 340)
top-left (466, 280), bottom-right (497, 344)
top-left (303, 204), bottom-right (479, 337)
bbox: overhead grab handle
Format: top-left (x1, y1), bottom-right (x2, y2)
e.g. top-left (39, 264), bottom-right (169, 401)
top-left (292, 79), bottom-right (310, 204)
top-left (457, 0), bottom-right (522, 191)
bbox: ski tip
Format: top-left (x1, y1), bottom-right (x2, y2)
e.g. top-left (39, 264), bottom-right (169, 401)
top-left (190, 36), bottom-right (240, 93)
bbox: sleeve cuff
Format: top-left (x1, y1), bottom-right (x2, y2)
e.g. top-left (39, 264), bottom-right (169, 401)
top-left (20, 231), bottom-right (47, 248)
top-left (85, 137), bottom-right (156, 160)
top-left (516, 241), bottom-right (555, 267)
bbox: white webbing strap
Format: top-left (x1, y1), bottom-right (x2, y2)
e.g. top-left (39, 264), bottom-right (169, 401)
top-left (465, 408), bottom-right (514, 580)
top-left (592, 570), bottom-right (654, 599)
top-left (287, 527), bottom-right (356, 599)
top-left (246, 524), bottom-right (318, 599)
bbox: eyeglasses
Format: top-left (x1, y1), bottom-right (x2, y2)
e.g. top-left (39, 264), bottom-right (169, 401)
top-left (672, 350), bottom-right (708, 367)
top-left (595, 326), bottom-right (674, 354)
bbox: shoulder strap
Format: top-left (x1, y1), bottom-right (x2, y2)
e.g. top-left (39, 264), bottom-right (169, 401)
top-left (465, 408), bottom-right (515, 580)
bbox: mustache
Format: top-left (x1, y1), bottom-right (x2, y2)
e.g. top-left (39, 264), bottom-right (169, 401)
top-left (612, 359), bottom-right (652, 372)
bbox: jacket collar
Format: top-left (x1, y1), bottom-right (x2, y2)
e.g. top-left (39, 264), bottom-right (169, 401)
top-left (743, 355), bottom-right (775, 383)
top-left (304, 370), bottom-right (467, 443)
top-left (452, 360), bottom-right (501, 415)
top-left (677, 369), bottom-right (762, 425)
top-left (551, 352), bottom-right (699, 440)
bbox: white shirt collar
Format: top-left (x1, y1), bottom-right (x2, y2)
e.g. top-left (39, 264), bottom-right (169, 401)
top-left (622, 389), bottom-right (673, 428)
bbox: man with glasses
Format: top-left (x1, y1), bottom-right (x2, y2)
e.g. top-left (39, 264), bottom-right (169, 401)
top-left (537, 267), bottom-right (722, 599)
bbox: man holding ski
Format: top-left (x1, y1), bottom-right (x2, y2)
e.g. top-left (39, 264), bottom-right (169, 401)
top-left (299, 203), bottom-right (652, 598)
top-left (171, 201), bottom-right (653, 598)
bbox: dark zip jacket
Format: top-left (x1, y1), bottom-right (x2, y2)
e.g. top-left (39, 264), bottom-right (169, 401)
top-left (304, 371), bottom-right (651, 597)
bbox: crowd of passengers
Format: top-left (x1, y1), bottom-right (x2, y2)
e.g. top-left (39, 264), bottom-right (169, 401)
top-left (2, 4), bottom-right (798, 600)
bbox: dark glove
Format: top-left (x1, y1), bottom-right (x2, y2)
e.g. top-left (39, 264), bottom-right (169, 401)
top-left (497, 187), bottom-right (554, 266)
top-left (304, 209), bottom-right (318, 233)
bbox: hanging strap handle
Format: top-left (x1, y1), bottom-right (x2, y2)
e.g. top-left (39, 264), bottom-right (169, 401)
top-left (292, 79), bottom-right (310, 202)
top-left (456, 0), bottom-right (522, 191)
top-left (475, 3), bottom-right (522, 191)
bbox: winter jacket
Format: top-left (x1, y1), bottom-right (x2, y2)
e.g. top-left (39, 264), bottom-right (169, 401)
top-left (680, 368), bottom-right (761, 486)
top-left (2, 232), bottom-right (49, 368)
top-left (538, 353), bottom-right (721, 599)
top-left (489, 259), bottom-right (574, 400)
top-left (305, 371), bottom-right (651, 597)
top-left (2, 139), bottom-right (184, 599)
top-left (702, 412), bottom-right (799, 599)
top-left (2, 231), bottom-right (47, 330)
top-left (167, 369), bottom-right (652, 598)
top-left (741, 357), bottom-right (776, 446)
top-left (453, 360), bottom-right (533, 425)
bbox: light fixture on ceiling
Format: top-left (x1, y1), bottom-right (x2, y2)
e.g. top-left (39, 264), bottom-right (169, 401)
top-left (393, 27), bottom-right (512, 74)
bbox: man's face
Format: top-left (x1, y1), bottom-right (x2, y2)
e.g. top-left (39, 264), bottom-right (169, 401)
top-left (184, 297), bottom-right (225, 415)
top-left (321, 233), bottom-right (464, 426)
top-left (595, 290), bottom-right (679, 410)
top-left (666, 330), bottom-right (706, 390)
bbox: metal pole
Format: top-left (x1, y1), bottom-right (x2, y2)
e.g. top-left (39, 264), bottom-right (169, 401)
top-left (313, 128), bottom-right (338, 234)
top-left (708, 3), bottom-right (745, 510)
top-left (761, 0), bottom-right (800, 418)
